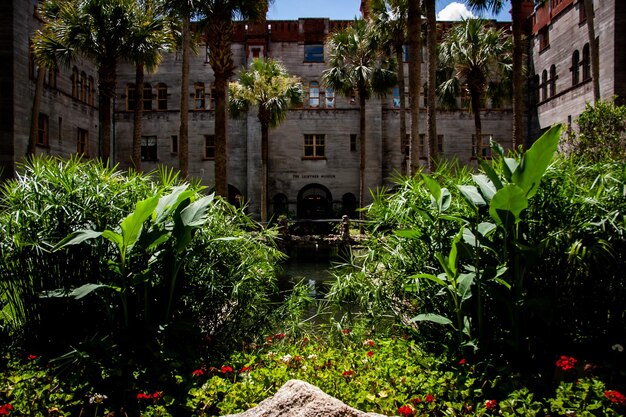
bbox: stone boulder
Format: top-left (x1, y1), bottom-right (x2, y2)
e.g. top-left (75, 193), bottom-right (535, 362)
top-left (222, 379), bottom-right (389, 417)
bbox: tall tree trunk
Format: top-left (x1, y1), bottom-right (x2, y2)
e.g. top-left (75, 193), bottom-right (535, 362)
top-left (208, 19), bottom-right (235, 199)
top-left (28, 68), bottom-right (45, 156)
top-left (396, 46), bottom-right (407, 175)
top-left (359, 91), bottom-right (367, 233)
top-left (511, 0), bottom-right (523, 149)
top-left (98, 61), bottom-right (116, 163)
top-left (178, 15), bottom-right (190, 178)
top-left (583, 0), bottom-right (600, 101)
top-left (131, 62), bottom-right (144, 170)
top-left (426, 0), bottom-right (437, 166)
top-left (408, 0), bottom-right (422, 175)
top-left (260, 113), bottom-right (269, 223)
top-left (470, 87), bottom-right (483, 159)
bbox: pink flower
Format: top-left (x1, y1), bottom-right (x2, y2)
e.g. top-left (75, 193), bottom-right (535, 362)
top-left (221, 365), bottom-right (233, 374)
top-left (556, 355), bottom-right (577, 371)
top-left (397, 405), bottom-right (414, 416)
top-left (605, 390), bottom-right (626, 405)
top-left (485, 399), bottom-right (497, 411)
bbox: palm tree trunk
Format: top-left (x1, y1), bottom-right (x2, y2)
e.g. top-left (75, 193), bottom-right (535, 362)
top-left (408, 0), bottom-right (422, 175)
top-left (260, 114), bottom-right (269, 223)
top-left (28, 68), bottom-right (46, 156)
top-left (359, 91), bottom-right (367, 230)
top-left (396, 46), bottom-right (407, 175)
top-left (426, 0), bottom-right (437, 166)
top-left (471, 88), bottom-right (483, 158)
top-left (511, 0), bottom-right (523, 149)
top-left (583, 0), bottom-right (600, 101)
top-left (98, 61), bottom-right (116, 162)
top-left (131, 62), bottom-right (144, 170)
top-left (214, 74), bottom-right (229, 198)
top-left (178, 15), bottom-right (190, 178)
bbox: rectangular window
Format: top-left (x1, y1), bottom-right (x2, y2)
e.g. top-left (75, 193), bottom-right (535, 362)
top-left (157, 84), bottom-right (168, 110)
top-left (194, 83), bottom-right (205, 110)
top-left (539, 27), bottom-right (550, 51)
top-left (472, 134), bottom-right (493, 158)
top-left (58, 117), bottom-right (62, 143)
top-left (143, 85), bottom-right (152, 111)
top-left (204, 135), bottom-right (215, 159)
top-left (77, 128), bottom-right (88, 155)
top-left (403, 45), bottom-right (409, 62)
top-left (127, 84), bottom-right (136, 111)
top-left (403, 134), bottom-right (410, 159)
top-left (325, 88), bottom-right (335, 108)
top-left (304, 44), bottom-right (324, 62)
top-left (171, 135), bottom-right (178, 154)
top-left (350, 134), bottom-right (357, 152)
top-left (303, 134), bottom-right (325, 158)
top-left (37, 113), bottom-right (48, 146)
top-left (141, 136), bottom-right (158, 161)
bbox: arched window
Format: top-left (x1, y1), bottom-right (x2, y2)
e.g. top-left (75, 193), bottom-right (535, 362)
top-left (88, 76), bottom-right (94, 105)
top-left (541, 69), bottom-right (548, 101)
top-left (582, 43), bottom-right (591, 80)
top-left (80, 71), bottom-right (87, 101)
top-left (71, 67), bottom-right (79, 98)
top-left (534, 74), bottom-right (540, 103)
top-left (309, 81), bottom-right (320, 108)
top-left (157, 83), bottom-right (167, 110)
top-left (549, 65), bottom-right (557, 97)
top-left (273, 193), bottom-right (289, 216)
top-left (392, 86), bottom-right (400, 108)
top-left (572, 50), bottom-right (580, 86)
top-left (126, 83), bottom-right (136, 111)
top-left (142, 83), bottom-right (152, 111)
top-left (194, 82), bottom-right (205, 110)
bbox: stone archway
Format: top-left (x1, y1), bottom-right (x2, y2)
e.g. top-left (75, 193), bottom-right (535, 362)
top-left (297, 183), bottom-right (332, 219)
top-left (228, 185), bottom-right (244, 209)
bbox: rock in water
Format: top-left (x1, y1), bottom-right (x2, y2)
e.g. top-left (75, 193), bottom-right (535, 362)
top-left (222, 379), bottom-right (389, 417)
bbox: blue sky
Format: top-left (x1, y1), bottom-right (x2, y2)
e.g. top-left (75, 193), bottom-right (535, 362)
top-left (267, 0), bottom-right (512, 21)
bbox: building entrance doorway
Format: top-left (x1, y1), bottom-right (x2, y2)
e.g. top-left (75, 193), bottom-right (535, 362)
top-left (297, 184), bottom-right (332, 219)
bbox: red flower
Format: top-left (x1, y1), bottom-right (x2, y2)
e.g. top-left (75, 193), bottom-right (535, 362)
top-left (266, 336), bottom-right (273, 343)
top-left (0, 404), bottom-right (13, 416)
top-left (397, 405), bottom-right (414, 416)
top-left (485, 399), bottom-right (497, 411)
top-left (556, 355), bottom-right (577, 371)
top-left (605, 390), bottom-right (626, 406)
top-left (136, 393), bottom-right (151, 400)
top-left (410, 397), bottom-right (422, 405)
top-left (192, 369), bottom-right (205, 377)
top-left (424, 394), bottom-right (434, 403)
top-left (27, 354), bottom-right (37, 361)
top-left (367, 350), bottom-right (374, 357)
top-left (152, 391), bottom-right (163, 400)
top-left (341, 329), bottom-right (351, 334)
top-left (241, 366), bottom-right (252, 372)
top-left (458, 358), bottom-right (466, 365)
top-left (274, 333), bottom-right (285, 340)
top-left (342, 369), bottom-right (355, 378)
top-left (221, 365), bottom-right (233, 374)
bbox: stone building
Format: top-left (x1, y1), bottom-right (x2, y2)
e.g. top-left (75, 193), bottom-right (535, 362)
top-left (529, 0), bottom-right (626, 131)
top-left (8, 0), bottom-right (624, 220)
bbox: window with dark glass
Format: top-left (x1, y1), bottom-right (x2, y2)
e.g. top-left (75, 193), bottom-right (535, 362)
top-left (194, 83), bottom-right (205, 110)
top-left (80, 71), bottom-right (87, 102)
top-left (350, 134), bottom-right (357, 152)
top-left (582, 43), bottom-right (591, 80)
top-left (157, 83), bottom-right (168, 110)
top-left (77, 128), bottom-right (88, 155)
top-left (143, 83), bottom-right (152, 111)
top-left (37, 113), bottom-right (49, 146)
top-left (304, 134), bottom-right (325, 158)
top-left (472, 134), bottom-right (493, 157)
top-left (204, 135), bottom-right (215, 159)
top-left (572, 50), bottom-right (580, 85)
top-left (126, 84), bottom-right (136, 110)
top-left (539, 27), bottom-right (550, 51)
top-left (141, 136), bottom-right (157, 161)
top-left (542, 69), bottom-right (548, 101)
top-left (171, 135), bottom-right (178, 153)
top-left (71, 67), bottom-right (79, 98)
top-left (304, 44), bottom-right (324, 62)
top-left (549, 65), bottom-right (557, 97)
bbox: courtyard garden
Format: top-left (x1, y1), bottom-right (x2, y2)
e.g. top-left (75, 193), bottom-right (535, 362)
top-left (1, 105), bottom-right (626, 416)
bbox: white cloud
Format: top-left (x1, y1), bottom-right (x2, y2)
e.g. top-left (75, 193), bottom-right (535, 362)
top-left (437, 2), bottom-right (476, 21)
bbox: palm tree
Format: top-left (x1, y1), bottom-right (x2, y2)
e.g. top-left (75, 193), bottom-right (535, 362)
top-left (128, 1), bottom-right (174, 171)
top-left (438, 18), bottom-right (512, 158)
top-left (229, 58), bottom-right (302, 223)
top-left (466, 0), bottom-right (523, 149)
top-left (407, 0), bottom-right (422, 174)
top-left (369, 0), bottom-right (409, 173)
top-left (425, 0), bottom-right (438, 164)
top-left (323, 19), bottom-right (396, 225)
top-left (201, 0), bottom-right (270, 199)
top-left (34, 0), bottom-right (140, 161)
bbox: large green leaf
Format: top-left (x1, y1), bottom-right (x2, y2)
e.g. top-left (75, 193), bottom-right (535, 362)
top-left (489, 184), bottom-right (528, 226)
top-left (154, 185), bottom-right (194, 224)
top-left (180, 194), bottom-right (214, 227)
top-left (53, 229), bottom-right (103, 251)
top-left (473, 174), bottom-right (497, 202)
top-left (411, 313), bottom-right (454, 327)
top-left (512, 124), bottom-right (562, 199)
top-left (395, 229), bottom-right (423, 239)
top-left (458, 185), bottom-right (486, 208)
top-left (457, 272), bottom-right (475, 302)
top-left (120, 194), bottom-right (160, 250)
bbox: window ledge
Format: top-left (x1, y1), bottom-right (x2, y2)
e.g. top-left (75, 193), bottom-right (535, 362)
top-left (301, 156), bottom-right (326, 161)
